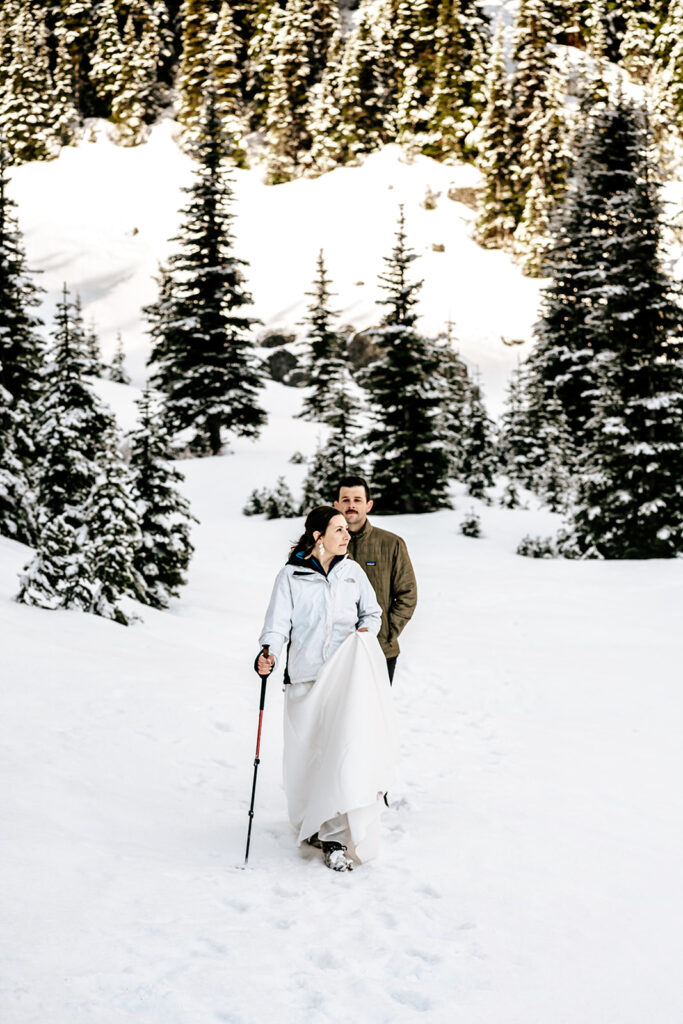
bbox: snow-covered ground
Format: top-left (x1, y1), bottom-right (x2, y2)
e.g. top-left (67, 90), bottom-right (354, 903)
top-left (2, 376), bottom-right (683, 1024)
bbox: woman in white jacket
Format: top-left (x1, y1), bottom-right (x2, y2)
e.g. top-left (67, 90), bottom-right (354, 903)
top-left (257, 506), bottom-right (398, 872)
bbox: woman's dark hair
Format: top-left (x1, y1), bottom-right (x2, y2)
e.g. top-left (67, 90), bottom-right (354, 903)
top-left (290, 506), bottom-right (343, 556)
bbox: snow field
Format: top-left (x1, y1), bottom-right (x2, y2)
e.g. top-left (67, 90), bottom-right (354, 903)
top-left (10, 120), bottom-right (543, 417)
top-left (2, 379), bottom-right (683, 1024)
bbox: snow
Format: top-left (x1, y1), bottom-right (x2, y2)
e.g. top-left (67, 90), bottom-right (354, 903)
top-left (2, 376), bottom-right (683, 1024)
top-left (9, 118), bottom-right (544, 418)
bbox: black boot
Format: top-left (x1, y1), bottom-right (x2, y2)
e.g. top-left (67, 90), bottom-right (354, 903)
top-left (322, 841), bottom-right (354, 872)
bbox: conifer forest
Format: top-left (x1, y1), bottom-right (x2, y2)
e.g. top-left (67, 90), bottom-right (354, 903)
top-left (1, 0), bottom-right (683, 624)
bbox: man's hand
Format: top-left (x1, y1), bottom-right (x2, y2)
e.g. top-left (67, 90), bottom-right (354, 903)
top-left (356, 628), bottom-right (368, 633)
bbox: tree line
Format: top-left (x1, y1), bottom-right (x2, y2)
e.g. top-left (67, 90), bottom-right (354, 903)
top-left (2, 1), bottom-right (683, 278)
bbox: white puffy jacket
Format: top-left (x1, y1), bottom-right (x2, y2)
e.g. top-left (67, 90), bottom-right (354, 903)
top-left (258, 553), bottom-right (382, 684)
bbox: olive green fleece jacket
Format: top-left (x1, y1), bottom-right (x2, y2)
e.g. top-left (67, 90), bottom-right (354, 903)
top-left (347, 518), bottom-right (417, 659)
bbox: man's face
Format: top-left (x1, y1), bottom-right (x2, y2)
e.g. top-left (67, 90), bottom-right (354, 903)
top-left (334, 486), bottom-right (374, 532)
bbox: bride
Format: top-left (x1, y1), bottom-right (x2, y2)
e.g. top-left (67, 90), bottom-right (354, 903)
top-left (257, 505), bottom-right (399, 872)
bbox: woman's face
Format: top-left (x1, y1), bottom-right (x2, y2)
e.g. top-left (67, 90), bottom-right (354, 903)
top-left (320, 514), bottom-right (350, 557)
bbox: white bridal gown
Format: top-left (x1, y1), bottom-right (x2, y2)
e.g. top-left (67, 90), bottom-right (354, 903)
top-left (283, 631), bottom-right (399, 863)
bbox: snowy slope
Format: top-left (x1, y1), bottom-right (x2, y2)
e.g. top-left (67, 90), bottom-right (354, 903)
top-left (10, 118), bottom-right (543, 418)
top-left (2, 379), bottom-right (683, 1024)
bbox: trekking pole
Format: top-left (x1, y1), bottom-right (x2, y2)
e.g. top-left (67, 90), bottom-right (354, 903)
top-left (244, 645), bottom-right (272, 865)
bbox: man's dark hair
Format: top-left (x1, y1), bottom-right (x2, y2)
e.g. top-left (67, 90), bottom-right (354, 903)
top-left (336, 476), bottom-right (372, 502)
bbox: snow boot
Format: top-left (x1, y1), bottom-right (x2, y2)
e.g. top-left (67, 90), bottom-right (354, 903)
top-left (322, 841), bottom-right (354, 872)
top-left (306, 833), bottom-right (323, 849)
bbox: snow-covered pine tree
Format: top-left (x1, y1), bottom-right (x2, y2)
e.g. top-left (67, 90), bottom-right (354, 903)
top-left (508, 0), bottom-right (556, 222)
top-left (432, 323), bottom-right (471, 478)
top-left (246, 1), bottom-right (284, 129)
top-left (53, 32), bottom-right (81, 146)
top-left (176, 0), bottom-right (218, 135)
top-left (0, 4), bottom-right (59, 164)
top-left (361, 207), bottom-right (451, 513)
top-left (90, 0), bottom-right (124, 107)
top-left (309, 0), bottom-right (340, 82)
top-left (498, 359), bottom-right (545, 501)
top-left (0, 144), bottom-right (45, 541)
top-left (16, 513), bottom-right (93, 613)
top-left (263, 0), bottom-right (315, 183)
top-left (146, 90), bottom-right (265, 455)
top-left (474, 19), bottom-right (516, 248)
top-left (109, 333), bottom-right (131, 384)
top-left (84, 421), bottom-right (142, 625)
top-left (53, 0), bottom-right (96, 115)
top-left (513, 67), bottom-right (571, 275)
top-left (620, 3), bottom-right (657, 84)
top-left (298, 250), bottom-right (345, 422)
top-left (562, 103), bottom-right (683, 558)
top-left (579, 0), bottom-right (609, 113)
top-left (83, 318), bottom-right (104, 377)
top-left (0, 386), bottom-right (27, 540)
top-left (32, 285), bottom-right (115, 522)
top-left (526, 99), bottom-right (655, 447)
top-left (306, 29), bottom-right (344, 175)
top-left (128, 385), bottom-right (194, 609)
top-left (111, 15), bottom-right (150, 145)
top-left (458, 379), bottom-right (498, 501)
top-left (324, 0), bottom-right (393, 165)
top-left (423, 0), bottom-right (489, 161)
top-left (210, 0), bottom-right (246, 162)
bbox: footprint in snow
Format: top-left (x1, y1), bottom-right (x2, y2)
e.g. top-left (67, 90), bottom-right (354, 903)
top-left (391, 990), bottom-right (433, 1012)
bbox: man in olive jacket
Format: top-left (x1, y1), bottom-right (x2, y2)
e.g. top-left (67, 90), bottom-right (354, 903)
top-left (334, 476), bottom-right (417, 684)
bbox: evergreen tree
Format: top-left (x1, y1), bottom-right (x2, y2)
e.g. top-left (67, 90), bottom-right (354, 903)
top-left (432, 323), bottom-right (471, 477)
top-left (109, 333), bottom-right (131, 384)
top-left (84, 421), bottom-right (142, 625)
top-left (0, 385), bottom-right (27, 540)
top-left (509, 0), bottom-right (556, 221)
top-left (84, 318), bottom-right (104, 377)
top-left (0, 146), bottom-right (45, 412)
top-left (527, 100), bottom-right (657, 445)
top-left (111, 15), bottom-right (150, 145)
top-left (32, 284), bottom-right (115, 524)
top-left (306, 30), bottom-right (344, 175)
top-left (513, 67), bottom-right (571, 275)
top-left (458, 379), bottom-right (497, 500)
top-left (211, 0), bottom-right (246, 156)
top-left (325, 0), bottom-right (393, 165)
top-left (423, 0), bottom-right (489, 160)
top-left (176, 0), bottom-right (217, 135)
top-left (246, 1), bottom-right (284, 128)
top-left (0, 145), bottom-right (44, 540)
top-left (146, 91), bottom-right (265, 455)
top-left (16, 513), bottom-right (93, 613)
top-left (0, 5), bottom-right (58, 164)
top-left (53, 33), bottom-right (81, 146)
top-left (53, 0), bottom-right (97, 115)
top-left (498, 360), bottom-right (545, 496)
top-left (128, 385), bottom-right (195, 609)
top-left (298, 250), bottom-right (345, 422)
top-left (263, 0), bottom-right (315, 183)
top-left (474, 19), bottom-right (516, 248)
top-left (361, 208), bottom-right (451, 513)
top-left (561, 106), bottom-right (683, 557)
top-left (90, 0), bottom-right (124, 105)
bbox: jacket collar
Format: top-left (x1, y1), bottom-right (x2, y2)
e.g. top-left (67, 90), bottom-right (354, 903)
top-left (288, 550), bottom-right (347, 578)
top-left (350, 517), bottom-right (373, 541)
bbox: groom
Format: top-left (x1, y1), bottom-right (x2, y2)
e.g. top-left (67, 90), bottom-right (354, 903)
top-left (334, 476), bottom-right (417, 685)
